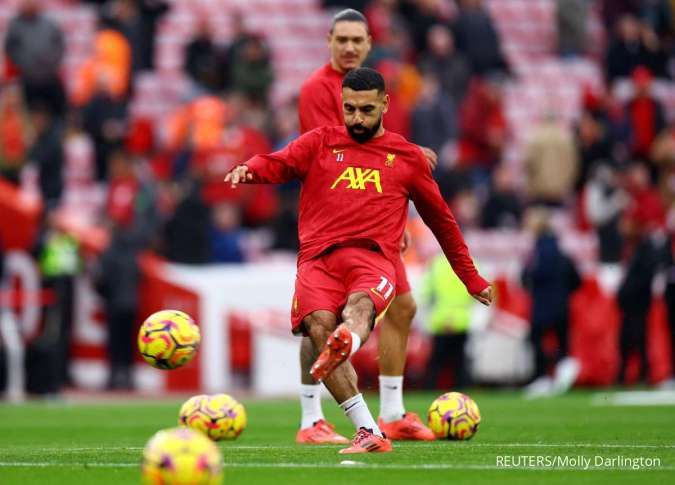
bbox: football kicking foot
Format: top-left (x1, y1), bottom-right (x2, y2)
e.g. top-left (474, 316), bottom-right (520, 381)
top-left (296, 419), bottom-right (350, 444)
top-left (378, 412), bottom-right (436, 441)
top-left (339, 428), bottom-right (393, 454)
top-left (310, 325), bottom-right (352, 381)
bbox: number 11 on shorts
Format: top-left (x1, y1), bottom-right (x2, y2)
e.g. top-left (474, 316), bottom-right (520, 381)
top-left (375, 276), bottom-right (394, 300)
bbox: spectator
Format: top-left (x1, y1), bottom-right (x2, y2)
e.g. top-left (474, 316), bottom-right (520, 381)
top-left (80, 84), bottom-right (129, 182)
top-left (575, 115), bottom-right (614, 191)
top-left (367, 16), bottom-right (414, 65)
top-left (365, 0), bottom-right (398, 45)
top-left (100, 0), bottom-right (168, 72)
top-left (616, 223), bottom-right (665, 385)
top-left (410, 71), bottom-right (457, 156)
top-left (184, 20), bottom-right (228, 94)
top-left (230, 35), bottom-right (274, 104)
top-left (556, 0), bottom-right (589, 57)
top-left (399, 0), bottom-right (446, 54)
top-left (101, 0), bottom-right (143, 72)
top-left (95, 150), bottom-right (157, 390)
top-left (523, 113), bottom-right (579, 207)
top-left (210, 202), bottom-right (245, 263)
top-left (621, 162), bottom-right (667, 256)
top-left (165, 95), bottom-right (232, 156)
top-left (71, 26), bottom-right (132, 107)
top-left (0, 83), bottom-right (31, 185)
top-left (583, 163), bottom-right (627, 263)
top-left (417, 25), bottom-right (470, 102)
top-left (615, 162), bottom-right (666, 383)
top-left (452, 0), bottom-right (509, 76)
top-left (521, 208), bottom-right (582, 397)
top-left (457, 76), bottom-right (507, 187)
top-left (421, 254), bottom-right (475, 390)
top-left (28, 104), bottom-right (65, 209)
top-left (36, 213), bottom-right (80, 390)
top-left (624, 67), bottom-right (666, 166)
top-left (480, 164), bottom-right (523, 229)
top-left (137, 0), bottom-right (170, 71)
top-left (4, 0), bottom-right (66, 116)
top-left (162, 179), bottom-right (212, 264)
top-left (605, 14), bottom-right (668, 84)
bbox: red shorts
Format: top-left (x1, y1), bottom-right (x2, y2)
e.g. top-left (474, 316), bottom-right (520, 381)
top-left (393, 255), bottom-right (411, 295)
top-left (291, 247), bottom-right (396, 335)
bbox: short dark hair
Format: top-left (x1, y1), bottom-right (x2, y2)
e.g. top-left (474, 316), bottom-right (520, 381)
top-left (342, 67), bottom-right (385, 94)
top-left (330, 9), bottom-right (369, 34)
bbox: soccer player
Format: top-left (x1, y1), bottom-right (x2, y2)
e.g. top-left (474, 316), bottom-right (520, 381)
top-left (226, 67), bottom-right (492, 453)
top-left (295, 8), bottom-right (438, 443)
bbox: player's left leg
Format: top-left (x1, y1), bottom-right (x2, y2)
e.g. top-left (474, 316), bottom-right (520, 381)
top-left (377, 260), bottom-right (435, 441)
top-left (304, 309), bottom-right (392, 454)
top-left (310, 291), bottom-right (377, 381)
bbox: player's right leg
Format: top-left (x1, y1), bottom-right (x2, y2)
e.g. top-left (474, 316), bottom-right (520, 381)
top-left (304, 310), bottom-right (392, 454)
top-left (295, 336), bottom-right (349, 444)
top-left (292, 259), bottom-right (349, 444)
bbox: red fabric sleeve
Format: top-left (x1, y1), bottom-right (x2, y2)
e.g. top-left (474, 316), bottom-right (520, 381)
top-left (408, 152), bottom-right (490, 295)
top-left (299, 80), bottom-right (341, 134)
top-left (244, 129), bottom-right (320, 183)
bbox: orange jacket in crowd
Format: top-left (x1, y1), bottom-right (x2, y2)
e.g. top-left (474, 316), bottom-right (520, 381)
top-left (166, 96), bottom-right (232, 152)
top-left (71, 29), bottom-right (131, 106)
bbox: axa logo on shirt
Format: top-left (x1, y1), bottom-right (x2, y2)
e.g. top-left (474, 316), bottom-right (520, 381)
top-left (330, 167), bottom-right (382, 193)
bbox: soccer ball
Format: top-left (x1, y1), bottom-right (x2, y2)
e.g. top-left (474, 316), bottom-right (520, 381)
top-left (427, 392), bottom-right (481, 440)
top-left (179, 393), bottom-right (247, 441)
top-left (138, 310), bottom-right (200, 370)
top-left (141, 427), bottom-right (223, 485)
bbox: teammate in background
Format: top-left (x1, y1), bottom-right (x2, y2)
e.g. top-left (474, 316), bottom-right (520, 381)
top-left (295, 8), bottom-right (439, 444)
top-left (226, 68), bottom-right (492, 453)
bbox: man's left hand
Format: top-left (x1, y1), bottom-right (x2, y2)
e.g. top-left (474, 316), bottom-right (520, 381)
top-left (420, 146), bottom-right (438, 170)
top-left (472, 286), bottom-right (493, 306)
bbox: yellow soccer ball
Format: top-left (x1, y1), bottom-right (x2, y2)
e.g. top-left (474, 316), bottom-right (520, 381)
top-left (427, 392), bottom-right (481, 440)
top-left (141, 427), bottom-right (223, 485)
top-left (138, 310), bottom-right (200, 370)
top-left (179, 393), bottom-right (247, 441)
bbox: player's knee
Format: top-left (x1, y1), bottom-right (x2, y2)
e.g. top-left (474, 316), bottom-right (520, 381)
top-left (392, 293), bottom-right (417, 325)
top-left (303, 311), bottom-right (336, 346)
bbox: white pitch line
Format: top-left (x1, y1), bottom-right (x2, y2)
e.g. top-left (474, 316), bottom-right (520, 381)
top-left (3, 443), bottom-right (675, 454)
top-left (0, 462), bottom-right (673, 471)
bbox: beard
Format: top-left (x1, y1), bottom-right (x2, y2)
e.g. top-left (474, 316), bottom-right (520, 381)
top-left (346, 115), bottom-right (382, 143)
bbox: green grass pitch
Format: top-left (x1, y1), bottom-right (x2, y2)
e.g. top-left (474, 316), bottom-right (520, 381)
top-left (0, 391), bottom-right (673, 484)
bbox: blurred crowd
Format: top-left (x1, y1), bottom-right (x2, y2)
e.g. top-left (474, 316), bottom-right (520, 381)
top-left (0, 0), bottom-right (674, 392)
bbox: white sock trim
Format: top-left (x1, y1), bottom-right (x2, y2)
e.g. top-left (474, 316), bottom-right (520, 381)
top-left (339, 393), bottom-right (382, 437)
top-left (350, 332), bottom-right (361, 356)
top-left (299, 384), bottom-right (324, 429)
top-left (379, 375), bottom-right (405, 423)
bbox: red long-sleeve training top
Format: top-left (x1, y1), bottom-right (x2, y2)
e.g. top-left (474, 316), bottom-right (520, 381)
top-left (243, 125), bottom-right (489, 295)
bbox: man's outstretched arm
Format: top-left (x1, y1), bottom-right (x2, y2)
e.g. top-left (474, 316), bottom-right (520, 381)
top-left (408, 153), bottom-right (492, 305)
top-left (225, 129), bottom-right (320, 187)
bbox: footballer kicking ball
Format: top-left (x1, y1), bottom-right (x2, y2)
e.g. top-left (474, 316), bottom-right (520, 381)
top-left (427, 392), bottom-right (481, 440)
top-left (141, 427), bottom-right (223, 485)
top-left (138, 310), bottom-right (200, 370)
top-left (179, 393), bottom-right (247, 441)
